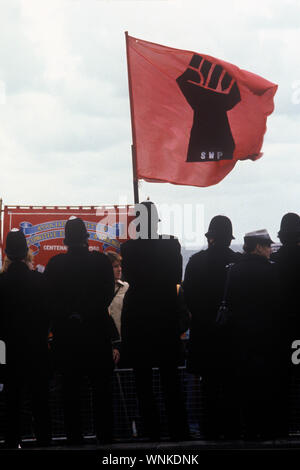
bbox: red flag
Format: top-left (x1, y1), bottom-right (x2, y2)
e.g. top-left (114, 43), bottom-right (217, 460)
top-left (126, 34), bottom-right (278, 187)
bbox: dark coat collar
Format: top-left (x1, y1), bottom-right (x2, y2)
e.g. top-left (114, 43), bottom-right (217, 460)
top-left (67, 245), bottom-right (89, 255)
top-left (6, 260), bottom-right (29, 274)
top-left (242, 253), bottom-right (271, 264)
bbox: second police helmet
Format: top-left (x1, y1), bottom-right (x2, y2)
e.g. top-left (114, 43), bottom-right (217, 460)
top-left (64, 217), bottom-right (89, 246)
top-left (205, 215), bottom-right (235, 241)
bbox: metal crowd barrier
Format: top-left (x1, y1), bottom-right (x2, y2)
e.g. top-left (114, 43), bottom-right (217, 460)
top-left (0, 367), bottom-right (300, 441)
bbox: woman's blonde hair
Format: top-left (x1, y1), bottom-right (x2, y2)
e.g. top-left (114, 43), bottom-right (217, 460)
top-left (1, 249), bottom-right (34, 273)
top-left (105, 250), bottom-right (122, 264)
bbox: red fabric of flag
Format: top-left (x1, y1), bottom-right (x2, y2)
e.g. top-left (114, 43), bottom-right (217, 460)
top-left (126, 35), bottom-right (278, 187)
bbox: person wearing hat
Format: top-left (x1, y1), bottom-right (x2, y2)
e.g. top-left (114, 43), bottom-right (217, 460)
top-left (120, 201), bottom-right (190, 442)
top-left (271, 213), bottom-right (300, 329)
top-left (225, 228), bottom-right (284, 439)
top-left (44, 217), bottom-right (116, 445)
top-left (0, 229), bottom-right (51, 448)
top-left (271, 213), bottom-right (300, 435)
top-left (183, 215), bottom-right (242, 439)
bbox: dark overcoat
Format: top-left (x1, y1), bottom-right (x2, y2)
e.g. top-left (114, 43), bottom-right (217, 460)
top-left (0, 261), bottom-right (49, 380)
top-left (44, 246), bottom-right (115, 372)
top-left (120, 236), bottom-right (183, 368)
top-left (183, 245), bottom-right (242, 375)
top-left (271, 245), bottom-right (300, 339)
top-left (226, 254), bottom-right (283, 376)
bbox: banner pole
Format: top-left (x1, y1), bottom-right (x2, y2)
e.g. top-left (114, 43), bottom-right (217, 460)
top-left (0, 198), bottom-right (2, 262)
top-left (125, 31), bottom-right (139, 204)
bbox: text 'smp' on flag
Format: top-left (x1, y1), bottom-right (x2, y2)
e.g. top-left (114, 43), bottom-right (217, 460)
top-left (126, 35), bottom-right (278, 187)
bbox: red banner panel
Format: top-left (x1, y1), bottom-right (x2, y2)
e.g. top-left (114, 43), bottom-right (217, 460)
top-left (2, 205), bottom-right (135, 272)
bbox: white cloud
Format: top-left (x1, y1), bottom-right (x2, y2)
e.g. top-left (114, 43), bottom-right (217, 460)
top-left (0, 0), bottom-right (298, 248)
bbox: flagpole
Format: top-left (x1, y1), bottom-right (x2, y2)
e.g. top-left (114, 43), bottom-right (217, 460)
top-left (125, 31), bottom-right (139, 204)
top-left (131, 144), bottom-right (139, 204)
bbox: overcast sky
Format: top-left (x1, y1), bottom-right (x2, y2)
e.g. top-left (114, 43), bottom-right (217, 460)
top-left (0, 0), bottom-right (299, 248)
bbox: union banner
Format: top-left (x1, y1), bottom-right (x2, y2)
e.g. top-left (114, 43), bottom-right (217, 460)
top-left (2, 205), bottom-right (135, 272)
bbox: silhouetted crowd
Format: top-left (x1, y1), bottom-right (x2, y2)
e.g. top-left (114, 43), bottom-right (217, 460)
top-left (0, 203), bottom-right (299, 448)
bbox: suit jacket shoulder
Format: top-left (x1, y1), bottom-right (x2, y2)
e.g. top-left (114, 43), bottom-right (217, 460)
top-left (45, 253), bottom-right (66, 270)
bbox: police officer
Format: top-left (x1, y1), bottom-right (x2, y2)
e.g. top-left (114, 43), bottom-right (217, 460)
top-left (0, 229), bottom-right (51, 448)
top-left (44, 217), bottom-right (116, 445)
top-left (271, 213), bottom-right (300, 436)
top-left (271, 213), bottom-right (300, 334)
top-left (121, 201), bottom-right (190, 441)
top-left (227, 229), bottom-right (283, 439)
top-left (183, 215), bottom-right (242, 439)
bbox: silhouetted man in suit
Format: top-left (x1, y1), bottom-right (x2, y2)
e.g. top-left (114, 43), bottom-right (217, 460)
top-left (0, 229), bottom-right (51, 448)
top-left (121, 201), bottom-right (189, 441)
top-left (45, 217), bottom-right (116, 444)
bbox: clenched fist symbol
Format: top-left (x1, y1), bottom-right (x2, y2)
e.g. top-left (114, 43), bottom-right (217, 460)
top-left (176, 55), bottom-right (241, 162)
